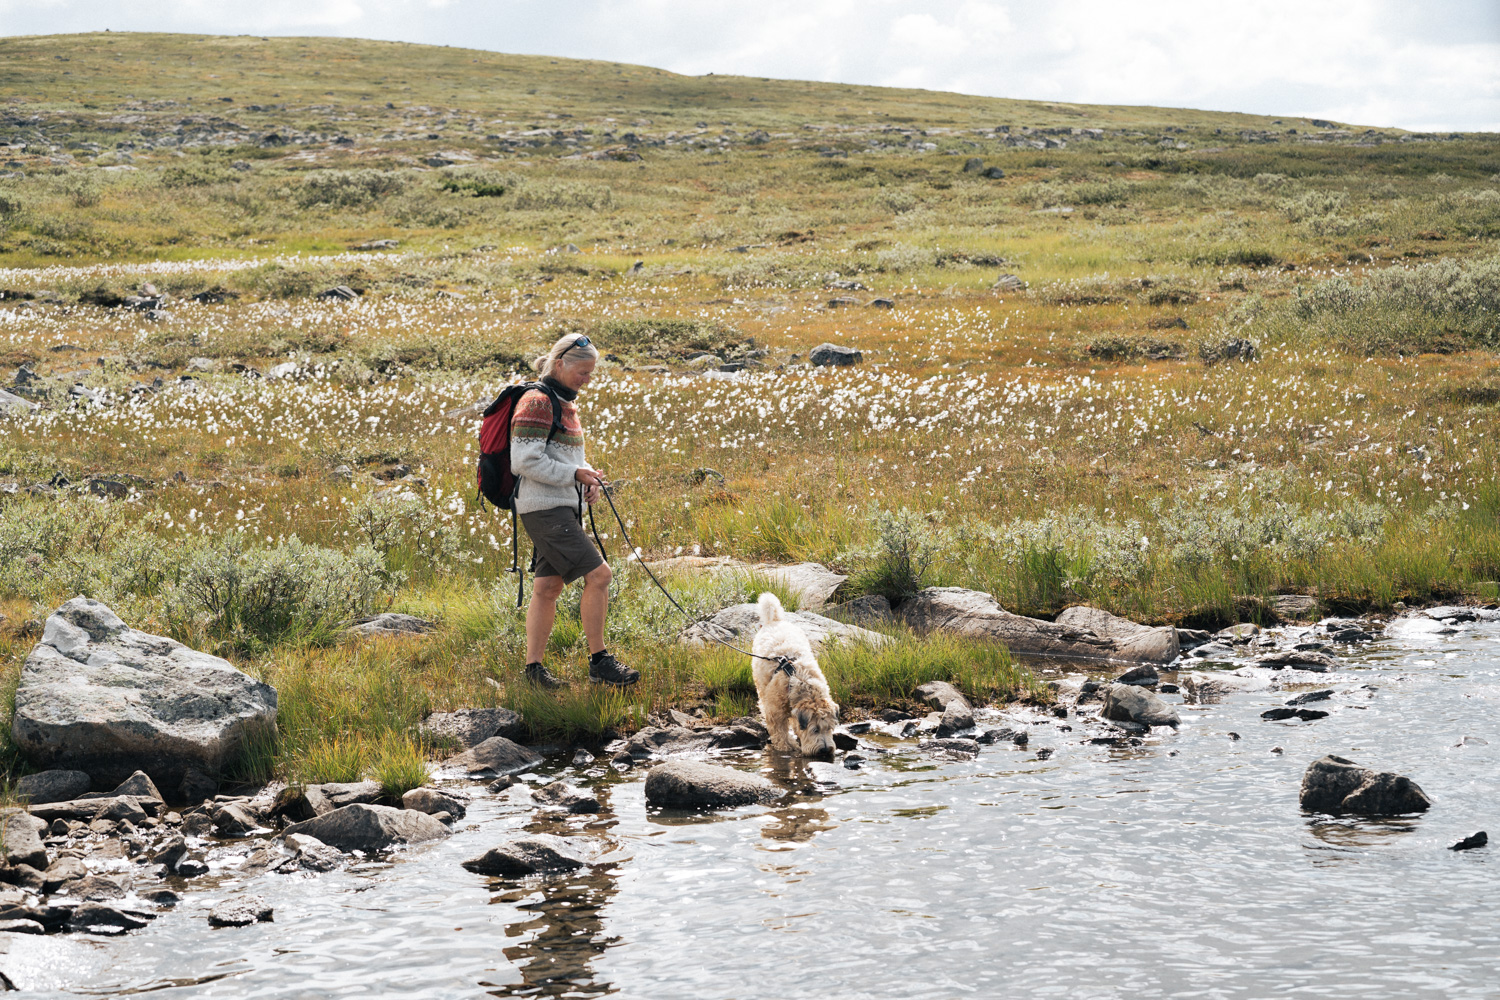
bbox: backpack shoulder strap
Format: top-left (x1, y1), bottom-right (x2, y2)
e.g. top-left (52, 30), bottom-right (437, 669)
top-left (532, 382), bottom-right (566, 443)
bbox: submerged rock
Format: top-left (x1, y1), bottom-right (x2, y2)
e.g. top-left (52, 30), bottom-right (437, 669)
top-left (462, 834), bottom-right (592, 877)
top-left (1101, 683), bottom-right (1181, 727)
top-left (12, 597), bottom-right (278, 788)
top-left (1179, 672), bottom-right (1270, 704)
top-left (644, 760), bottom-right (781, 810)
top-left (67, 903), bottom-right (153, 935)
top-left (1299, 755), bottom-right (1432, 816)
top-left (1257, 650), bottom-right (1338, 672)
top-left (208, 895), bottom-right (273, 927)
top-left (282, 803), bottom-right (451, 852)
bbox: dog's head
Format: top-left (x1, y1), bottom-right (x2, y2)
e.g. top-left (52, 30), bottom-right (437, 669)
top-left (789, 679), bottom-right (840, 759)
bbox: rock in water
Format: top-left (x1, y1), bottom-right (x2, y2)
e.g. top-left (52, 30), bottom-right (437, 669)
top-left (936, 698), bottom-right (975, 736)
top-left (532, 781), bottom-right (600, 814)
top-left (281, 803), bottom-right (451, 852)
top-left (208, 895), bottom-right (273, 927)
top-left (1450, 832), bottom-right (1487, 851)
top-left (401, 786), bottom-right (469, 820)
top-left (462, 834), bottom-right (592, 877)
top-left (12, 597), bottom-right (278, 788)
top-left (68, 903), bottom-right (153, 935)
top-left (1179, 672), bottom-right (1270, 704)
top-left (447, 736), bottom-right (543, 777)
top-left (15, 770), bottom-right (92, 805)
top-left (0, 810), bottom-right (49, 869)
top-left (644, 760), bottom-right (781, 810)
top-left (1101, 683), bottom-right (1181, 727)
top-left (1299, 755), bottom-right (1432, 816)
top-left (913, 681), bottom-right (970, 712)
top-left (1054, 606), bottom-right (1181, 664)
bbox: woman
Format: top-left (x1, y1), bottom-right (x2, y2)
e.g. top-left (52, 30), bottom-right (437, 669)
top-left (510, 333), bottom-right (638, 688)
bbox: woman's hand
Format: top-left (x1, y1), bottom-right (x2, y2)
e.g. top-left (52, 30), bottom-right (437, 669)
top-left (584, 483), bottom-right (602, 504)
top-left (576, 467), bottom-right (606, 504)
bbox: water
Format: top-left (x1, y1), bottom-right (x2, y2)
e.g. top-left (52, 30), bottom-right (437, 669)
top-left (7, 617), bottom-right (1499, 999)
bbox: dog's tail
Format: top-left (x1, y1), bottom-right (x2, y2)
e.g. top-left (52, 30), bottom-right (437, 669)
top-left (756, 591), bottom-right (785, 626)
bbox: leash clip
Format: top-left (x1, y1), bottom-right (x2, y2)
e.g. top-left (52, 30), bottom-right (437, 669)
top-left (776, 657), bottom-right (796, 678)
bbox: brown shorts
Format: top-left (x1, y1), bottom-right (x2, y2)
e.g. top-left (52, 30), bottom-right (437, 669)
top-left (520, 506), bottom-right (603, 584)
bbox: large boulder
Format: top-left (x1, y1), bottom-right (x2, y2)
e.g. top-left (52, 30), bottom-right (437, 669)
top-left (1054, 606), bottom-right (1180, 663)
top-left (418, 707), bottom-right (524, 749)
top-left (447, 736), bottom-right (543, 777)
top-left (282, 803), bottom-right (451, 852)
top-left (1101, 683), bottom-right (1181, 727)
top-left (1299, 755), bottom-right (1432, 816)
top-left (644, 760), bottom-right (782, 810)
top-left (462, 834), bottom-right (592, 877)
top-left (12, 597), bottom-right (278, 789)
top-left (899, 588), bottom-right (1170, 664)
top-left (682, 604), bottom-right (888, 653)
top-left (646, 557), bottom-right (848, 611)
top-left (809, 343), bottom-right (863, 367)
top-left (15, 769), bottom-right (91, 805)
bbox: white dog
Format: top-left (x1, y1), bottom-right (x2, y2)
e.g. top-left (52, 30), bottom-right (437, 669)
top-left (751, 592), bottom-right (840, 758)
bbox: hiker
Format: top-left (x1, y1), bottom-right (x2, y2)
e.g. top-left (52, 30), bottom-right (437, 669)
top-left (510, 334), bottom-right (638, 689)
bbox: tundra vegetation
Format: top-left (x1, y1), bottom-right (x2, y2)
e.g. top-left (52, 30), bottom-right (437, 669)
top-left (0, 33), bottom-right (1497, 792)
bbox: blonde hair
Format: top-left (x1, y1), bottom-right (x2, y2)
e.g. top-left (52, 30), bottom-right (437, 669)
top-left (534, 333), bottom-right (600, 378)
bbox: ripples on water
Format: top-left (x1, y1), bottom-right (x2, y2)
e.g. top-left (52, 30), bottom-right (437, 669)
top-left (6, 620), bottom-right (1498, 999)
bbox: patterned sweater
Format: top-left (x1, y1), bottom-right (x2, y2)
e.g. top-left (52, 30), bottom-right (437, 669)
top-left (509, 387), bottom-right (593, 515)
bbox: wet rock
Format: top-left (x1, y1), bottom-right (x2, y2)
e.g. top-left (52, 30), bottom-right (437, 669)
top-left (682, 603), bottom-right (887, 653)
top-left (0, 866), bottom-right (43, 892)
top-left (1101, 683), bottom-right (1180, 727)
top-left (282, 803), bottom-right (451, 852)
top-left (1190, 642), bottom-right (1236, 659)
top-left (1286, 689), bottom-right (1334, 706)
top-left (1035, 748), bottom-right (1055, 760)
top-left (93, 770), bottom-right (165, 811)
top-left (919, 737), bottom-right (981, 758)
top-left (94, 796), bottom-right (149, 824)
top-left (1299, 755), bottom-right (1432, 816)
top-left (1179, 672), bottom-right (1270, 704)
top-left (644, 760), bottom-right (781, 810)
top-left (571, 749), bottom-right (596, 767)
top-left (936, 698), bottom-right (975, 736)
top-left (48, 818), bottom-right (71, 837)
top-left (1115, 664), bottom-right (1159, 687)
top-left (285, 833), bottom-right (342, 872)
top-left (976, 728), bottom-right (1028, 746)
top-left (1054, 606), bottom-right (1181, 664)
top-left (1450, 831), bottom-right (1487, 851)
top-left (901, 588), bottom-right (1173, 664)
top-left (914, 681), bottom-right (970, 713)
top-left (824, 595), bottom-right (894, 625)
top-left (533, 781), bottom-right (600, 814)
top-left (139, 888), bottom-right (181, 905)
top-left (180, 812), bottom-right (214, 838)
top-left (401, 786), bottom-right (469, 821)
top-left (175, 858), bottom-right (210, 877)
top-left (419, 707), bottom-right (525, 749)
top-left (41, 856), bottom-right (86, 892)
top-left (208, 895), bottom-right (273, 927)
top-left (1176, 628), bottom-right (1215, 650)
top-left (621, 720), bottom-right (769, 759)
top-left (1215, 623), bottom-right (1260, 644)
top-left (270, 785), bottom-right (333, 822)
top-left (832, 731), bottom-right (859, 752)
top-left (0, 811), bottom-right (49, 869)
top-left (351, 613), bottom-right (435, 637)
top-left (1257, 650), bottom-right (1338, 672)
top-left (151, 835), bottom-right (187, 871)
top-left (12, 597), bottom-right (278, 788)
top-left (0, 918), bottom-right (43, 934)
top-left (447, 737), bottom-right (544, 777)
top-left (212, 802), bottom-right (261, 837)
top-left (14, 770), bottom-right (91, 805)
top-left (809, 343), bottom-right (863, 367)
top-left (68, 902), bottom-right (153, 935)
top-left (462, 834), bottom-right (592, 877)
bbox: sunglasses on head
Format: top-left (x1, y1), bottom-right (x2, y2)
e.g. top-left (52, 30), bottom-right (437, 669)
top-left (559, 335), bottom-right (591, 359)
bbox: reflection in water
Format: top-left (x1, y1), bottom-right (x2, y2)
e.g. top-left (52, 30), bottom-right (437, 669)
top-left (1304, 816), bottom-right (1421, 856)
top-left (485, 866), bottom-right (623, 998)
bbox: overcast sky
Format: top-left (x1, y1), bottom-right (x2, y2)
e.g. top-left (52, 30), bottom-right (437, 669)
top-left (3, 0), bottom-right (1497, 131)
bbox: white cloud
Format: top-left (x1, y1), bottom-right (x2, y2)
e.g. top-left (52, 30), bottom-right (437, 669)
top-left (0, 0), bottom-right (1494, 130)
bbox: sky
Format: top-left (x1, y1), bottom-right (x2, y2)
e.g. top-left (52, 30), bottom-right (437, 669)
top-left (1, 0), bottom-right (1497, 131)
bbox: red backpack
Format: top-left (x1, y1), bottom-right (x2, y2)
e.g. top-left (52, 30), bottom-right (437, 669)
top-left (476, 381), bottom-right (562, 510)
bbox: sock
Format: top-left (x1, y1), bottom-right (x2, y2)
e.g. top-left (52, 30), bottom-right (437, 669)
top-left (525, 661), bottom-right (543, 670)
top-left (589, 649), bottom-right (608, 665)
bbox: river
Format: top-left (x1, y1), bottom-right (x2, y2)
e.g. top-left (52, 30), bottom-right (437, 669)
top-left (6, 613), bottom-right (1497, 999)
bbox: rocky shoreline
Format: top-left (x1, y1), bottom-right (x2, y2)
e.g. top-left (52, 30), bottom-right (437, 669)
top-left (2, 595), bottom-right (1493, 948)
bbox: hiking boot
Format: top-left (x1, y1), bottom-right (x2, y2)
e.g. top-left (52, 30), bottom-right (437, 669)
top-left (524, 662), bottom-right (564, 689)
top-left (588, 652), bottom-right (639, 687)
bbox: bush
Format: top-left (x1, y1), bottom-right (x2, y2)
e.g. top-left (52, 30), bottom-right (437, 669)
top-left (296, 169), bottom-right (412, 210)
top-left (438, 167), bottom-right (510, 198)
top-left (851, 507), bottom-right (939, 604)
top-left (507, 179), bottom-right (614, 211)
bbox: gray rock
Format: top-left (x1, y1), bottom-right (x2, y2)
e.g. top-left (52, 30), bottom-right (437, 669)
top-left (185, 357), bottom-right (217, 373)
top-left (351, 613), bottom-right (435, 637)
top-left (14, 769), bottom-right (91, 805)
top-left (644, 760), bottom-right (781, 810)
top-left (0, 864), bottom-right (44, 892)
top-left (70, 874), bottom-right (125, 901)
top-left (901, 588), bottom-right (1172, 664)
top-left (1101, 683), bottom-right (1181, 727)
top-left (282, 803), bottom-right (451, 852)
top-left (682, 603), bottom-right (888, 653)
top-left (1054, 606), bottom-right (1181, 663)
top-left (1257, 650), bottom-right (1338, 672)
top-left (621, 718), bottom-right (770, 759)
top-left (12, 597), bottom-right (278, 789)
top-left (1176, 628), bottom-right (1215, 649)
top-left (1115, 664), bottom-right (1159, 686)
top-left (315, 285), bottom-right (359, 301)
top-left (177, 767), bottom-right (218, 804)
top-left (208, 895), bottom-right (273, 927)
top-left (151, 835), bottom-right (187, 871)
top-left (0, 810), bottom-right (49, 870)
top-left (447, 736), bottom-right (544, 777)
top-left (212, 801), bottom-right (261, 837)
top-left (914, 681), bottom-right (970, 712)
top-left (1179, 672), bottom-right (1270, 704)
top-left (317, 781), bottom-right (384, 809)
top-left (270, 784), bottom-right (334, 823)
top-left (644, 557), bottom-right (847, 610)
top-left (42, 856), bottom-right (87, 892)
top-left (809, 343), bottom-right (863, 367)
top-left (0, 388), bottom-right (38, 413)
top-left (418, 707), bottom-right (525, 749)
top-left (0, 918), bottom-right (44, 934)
top-left (936, 698), bottom-right (975, 736)
top-left (67, 902), bottom-right (153, 934)
top-left (285, 833), bottom-right (342, 872)
top-left (265, 362), bottom-right (300, 380)
top-left (919, 737), bottom-right (981, 757)
top-left (1299, 755), bottom-right (1432, 816)
top-left (533, 781), bottom-right (600, 814)
top-left (401, 786), bottom-right (468, 820)
top-left (462, 834), bottom-right (592, 877)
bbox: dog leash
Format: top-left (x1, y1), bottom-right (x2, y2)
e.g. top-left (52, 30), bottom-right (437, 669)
top-left (595, 481), bottom-right (797, 678)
